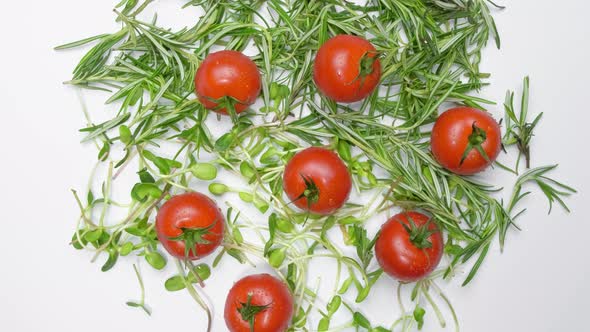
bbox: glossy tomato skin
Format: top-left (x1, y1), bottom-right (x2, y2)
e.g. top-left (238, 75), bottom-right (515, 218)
top-left (225, 274), bottom-right (294, 332)
top-left (375, 212), bottom-right (443, 282)
top-left (313, 35), bottom-right (381, 103)
top-left (431, 107), bottom-right (502, 175)
top-left (155, 192), bottom-right (225, 260)
top-left (194, 50), bottom-right (261, 115)
top-left (283, 147), bottom-right (352, 215)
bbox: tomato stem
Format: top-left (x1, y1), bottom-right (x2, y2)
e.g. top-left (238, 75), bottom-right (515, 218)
top-left (348, 51), bottom-right (379, 90)
top-left (290, 174), bottom-right (320, 211)
top-left (460, 122), bottom-right (492, 166)
top-left (400, 214), bottom-right (437, 250)
top-left (168, 222), bottom-right (217, 259)
top-left (237, 294), bottom-right (271, 332)
top-left (359, 52), bottom-right (377, 77)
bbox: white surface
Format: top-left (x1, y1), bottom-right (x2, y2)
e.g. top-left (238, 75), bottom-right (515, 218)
top-left (1, 1), bottom-right (589, 331)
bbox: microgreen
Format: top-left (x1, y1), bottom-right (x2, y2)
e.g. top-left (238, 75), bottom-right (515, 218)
top-left (413, 306), bottom-right (426, 330)
top-left (126, 264), bottom-right (151, 316)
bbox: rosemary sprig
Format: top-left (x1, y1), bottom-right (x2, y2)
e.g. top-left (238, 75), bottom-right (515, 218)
top-left (503, 76), bottom-right (543, 170)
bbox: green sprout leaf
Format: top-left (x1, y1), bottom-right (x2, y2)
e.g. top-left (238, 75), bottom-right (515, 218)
top-left (414, 306), bottom-right (426, 330)
top-left (144, 251), bottom-right (166, 270)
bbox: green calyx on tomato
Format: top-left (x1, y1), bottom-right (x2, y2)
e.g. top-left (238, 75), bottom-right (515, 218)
top-left (349, 51), bottom-right (379, 88)
top-left (359, 52), bottom-right (379, 77)
top-left (460, 122), bottom-right (492, 166)
top-left (168, 223), bottom-right (216, 259)
top-left (290, 174), bottom-right (320, 224)
top-left (237, 294), bottom-right (271, 332)
top-left (400, 214), bottom-right (436, 250)
top-left (203, 95), bottom-right (242, 123)
top-left (292, 174), bottom-right (320, 208)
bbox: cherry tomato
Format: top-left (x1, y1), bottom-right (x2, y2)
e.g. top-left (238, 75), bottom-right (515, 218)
top-left (313, 35), bottom-right (381, 103)
top-left (431, 107), bottom-right (502, 175)
top-left (225, 274), bottom-right (294, 332)
top-left (155, 192), bottom-right (224, 260)
top-left (194, 50), bottom-right (261, 115)
top-left (375, 211), bottom-right (443, 282)
top-left (283, 147), bottom-right (352, 215)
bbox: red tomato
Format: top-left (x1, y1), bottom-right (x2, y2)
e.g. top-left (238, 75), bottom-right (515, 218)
top-left (431, 107), bottom-right (502, 175)
top-left (155, 192), bottom-right (224, 260)
top-left (194, 50), bottom-right (261, 115)
top-left (313, 35), bottom-right (381, 103)
top-left (283, 147), bottom-right (352, 215)
top-left (225, 274), bottom-right (294, 332)
top-left (375, 211), bottom-right (443, 282)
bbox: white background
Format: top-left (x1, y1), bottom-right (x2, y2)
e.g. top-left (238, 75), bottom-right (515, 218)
top-left (1, 1), bottom-right (589, 331)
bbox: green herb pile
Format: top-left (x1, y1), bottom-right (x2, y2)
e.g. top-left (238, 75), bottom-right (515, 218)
top-left (59, 0), bottom-right (575, 331)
